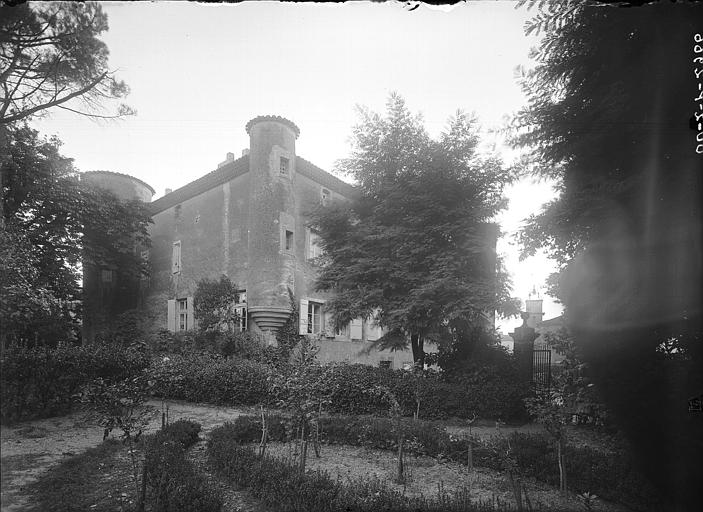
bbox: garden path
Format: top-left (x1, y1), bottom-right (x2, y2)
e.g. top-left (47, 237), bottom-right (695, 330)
top-left (0, 400), bottom-right (250, 512)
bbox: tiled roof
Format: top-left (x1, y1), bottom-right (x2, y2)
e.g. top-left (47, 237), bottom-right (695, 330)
top-left (148, 154), bottom-right (356, 215)
top-left (296, 156), bottom-right (357, 198)
top-left (149, 156), bottom-right (249, 215)
top-left (245, 115), bottom-right (300, 139)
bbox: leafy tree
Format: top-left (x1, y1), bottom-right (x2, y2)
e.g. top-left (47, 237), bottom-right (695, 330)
top-left (1, 124), bottom-right (151, 346)
top-left (192, 275), bottom-right (243, 333)
top-left (0, 1), bottom-right (133, 124)
top-left (311, 94), bottom-right (518, 367)
top-left (512, 2), bottom-right (702, 508)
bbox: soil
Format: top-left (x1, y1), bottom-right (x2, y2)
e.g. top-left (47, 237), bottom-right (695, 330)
top-left (1, 401), bottom-right (625, 512)
top-left (259, 442), bottom-right (628, 512)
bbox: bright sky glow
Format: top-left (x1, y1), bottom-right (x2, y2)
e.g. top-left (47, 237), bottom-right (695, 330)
top-left (31, 0), bottom-right (563, 333)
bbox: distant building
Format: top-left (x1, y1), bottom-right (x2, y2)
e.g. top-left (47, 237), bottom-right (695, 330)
top-left (83, 115), bottom-right (500, 368)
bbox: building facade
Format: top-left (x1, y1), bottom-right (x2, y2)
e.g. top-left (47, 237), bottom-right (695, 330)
top-left (87, 115), bottom-right (427, 368)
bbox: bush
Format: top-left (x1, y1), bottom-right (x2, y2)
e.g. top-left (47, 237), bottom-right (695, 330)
top-left (144, 420), bottom-right (221, 512)
top-left (150, 353), bottom-right (272, 405)
top-left (0, 343), bottom-right (150, 423)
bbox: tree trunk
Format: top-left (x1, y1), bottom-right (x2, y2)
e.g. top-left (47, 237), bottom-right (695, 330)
top-left (557, 438), bottom-right (567, 493)
top-left (410, 333), bottom-right (425, 368)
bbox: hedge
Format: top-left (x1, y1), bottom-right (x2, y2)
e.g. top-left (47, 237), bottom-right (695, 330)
top-left (0, 343), bottom-right (150, 423)
top-left (144, 419), bottom-right (221, 512)
top-left (151, 356), bottom-right (528, 422)
top-left (150, 353), bottom-right (273, 405)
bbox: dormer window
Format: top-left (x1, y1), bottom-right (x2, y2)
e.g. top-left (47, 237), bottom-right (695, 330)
top-left (280, 157), bottom-right (289, 176)
top-left (321, 188), bottom-right (331, 206)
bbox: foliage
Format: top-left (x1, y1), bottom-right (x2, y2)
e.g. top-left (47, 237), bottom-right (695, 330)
top-left (144, 420), bottom-right (222, 512)
top-left (311, 93), bottom-right (518, 366)
top-left (150, 353), bottom-right (273, 406)
top-left (0, 342), bottom-right (150, 423)
top-left (193, 274), bottom-right (243, 333)
top-left (83, 373), bottom-right (154, 442)
top-left (0, 226), bottom-right (75, 346)
top-left (208, 424), bottom-right (503, 512)
top-left (0, 124), bottom-right (152, 347)
top-left (0, 2), bottom-right (133, 124)
top-left (150, 353), bottom-right (527, 422)
top-left (512, 3), bottom-right (702, 507)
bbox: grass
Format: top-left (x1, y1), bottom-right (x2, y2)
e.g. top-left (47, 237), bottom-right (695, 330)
top-left (27, 440), bottom-right (140, 512)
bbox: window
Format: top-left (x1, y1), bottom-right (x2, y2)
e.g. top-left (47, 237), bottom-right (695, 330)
top-left (168, 297), bottom-right (193, 332)
top-left (307, 302), bottom-right (322, 335)
top-left (379, 360), bottom-right (392, 369)
top-left (307, 229), bottom-right (323, 260)
top-left (233, 290), bottom-right (247, 332)
top-left (299, 299), bottom-right (325, 336)
top-left (101, 269), bottom-right (114, 283)
top-left (172, 241), bottom-right (181, 274)
top-left (280, 157), bottom-right (289, 176)
top-left (285, 230), bottom-right (294, 251)
top-left (177, 298), bottom-right (188, 331)
top-left (321, 188), bottom-right (331, 206)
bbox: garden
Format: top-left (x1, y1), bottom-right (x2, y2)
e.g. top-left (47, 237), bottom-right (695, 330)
top-left (0, 325), bottom-right (664, 512)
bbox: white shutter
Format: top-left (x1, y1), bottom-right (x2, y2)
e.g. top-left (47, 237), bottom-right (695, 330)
top-left (172, 242), bottom-right (181, 274)
top-left (350, 318), bottom-right (362, 340)
top-left (299, 299), bottom-right (309, 335)
top-left (186, 296), bottom-right (195, 331)
top-left (167, 300), bottom-right (176, 332)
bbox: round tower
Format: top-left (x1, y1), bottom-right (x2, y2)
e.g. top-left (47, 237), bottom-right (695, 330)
top-left (245, 115), bottom-right (300, 336)
top-left (81, 170), bottom-right (155, 202)
top-left (80, 171), bottom-right (154, 344)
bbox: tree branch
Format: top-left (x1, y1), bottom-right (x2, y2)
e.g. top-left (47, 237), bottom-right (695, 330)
top-left (0, 70), bottom-right (108, 124)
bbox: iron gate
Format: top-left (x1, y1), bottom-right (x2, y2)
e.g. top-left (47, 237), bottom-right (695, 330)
top-left (533, 348), bottom-right (552, 392)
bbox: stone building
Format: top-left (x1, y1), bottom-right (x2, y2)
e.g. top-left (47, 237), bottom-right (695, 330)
top-left (86, 115), bottom-right (437, 368)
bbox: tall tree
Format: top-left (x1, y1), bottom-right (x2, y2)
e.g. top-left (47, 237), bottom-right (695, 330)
top-left (1, 124), bottom-right (151, 346)
top-left (512, 2), bottom-right (702, 509)
top-left (0, 1), bottom-right (133, 125)
top-left (311, 94), bottom-right (518, 367)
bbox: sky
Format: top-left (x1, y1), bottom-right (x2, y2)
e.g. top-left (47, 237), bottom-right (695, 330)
top-left (31, 0), bottom-right (562, 333)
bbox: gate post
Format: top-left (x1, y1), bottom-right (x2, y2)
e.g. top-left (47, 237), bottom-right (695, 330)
top-left (510, 312), bottom-right (538, 385)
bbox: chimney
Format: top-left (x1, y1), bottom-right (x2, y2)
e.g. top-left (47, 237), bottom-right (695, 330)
top-left (165, 188), bottom-right (172, 195)
top-left (218, 152), bottom-right (236, 169)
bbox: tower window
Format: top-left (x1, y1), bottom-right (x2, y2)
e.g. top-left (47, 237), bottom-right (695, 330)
top-left (280, 157), bottom-right (289, 176)
top-left (285, 230), bottom-right (294, 251)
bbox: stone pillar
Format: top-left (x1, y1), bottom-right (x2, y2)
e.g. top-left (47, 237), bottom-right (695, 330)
top-left (245, 115), bottom-right (300, 336)
top-left (510, 312), bottom-right (539, 384)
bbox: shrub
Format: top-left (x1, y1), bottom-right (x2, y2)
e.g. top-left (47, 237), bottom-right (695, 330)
top-left (150, 353), bottom-right (272, 405)
top-left (0, 343), bottom-right (150, 423)
top-left (144, 420), bottom-right (221, 512)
